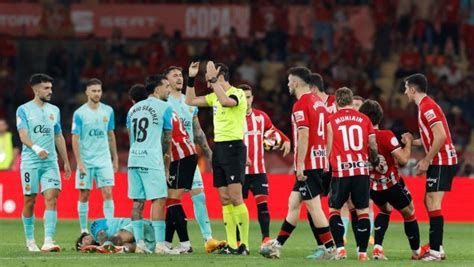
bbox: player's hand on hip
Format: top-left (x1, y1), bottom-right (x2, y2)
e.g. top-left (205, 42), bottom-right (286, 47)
top-left (188, 62), bottom-right (200, 78)
top-left (64, 163), bottom-right (71, 180)
top-left (296, 167), bottom-right (307, 181)
top-left (415, 158), bottom-right (429, 175)
top-left (280, 141), bottom-right (291, 157)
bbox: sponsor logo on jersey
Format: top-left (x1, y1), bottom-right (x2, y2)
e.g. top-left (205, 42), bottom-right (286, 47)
top-left (33, 125), bottom-right (52, 134)
top-left (293, 111), bottom-right (305, 122)
top-left (88, 129), bottom-right (105, 137)
top-left (340, 161), bottom-right (368, 170)
top-left (311, 149), bottom-right (327, 157)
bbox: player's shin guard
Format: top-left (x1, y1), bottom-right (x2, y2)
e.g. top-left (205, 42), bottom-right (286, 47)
top-left (168, 199), bottom-right (189, 242)
top-left (316, 226), bottom-right (336, 250)
top-left (329, 211), bottom-right (344, 248)
top-left (307, 211), bottom-right (323, 246)
top-left (233, 204), bottom-right (249, 248)
top-left (222, 204), bottom-right (237, 249)
top-left (165, 206), bottom-right (175, 243)
top-left (256, 195), bottom-right (270, 239)
top-left (341, 216), bottom-right (350, 238)
top-left (103, 200), bottom-right (114, 219)
top-left (43, 210), bottom-right (57, 242)
top-left (429, 210), bottom-right (443, 251)
top-left (350, 209), bottom-right (360, 247)
top-left (369, 208), bottom-right (374, 235)
top-left (152, 220), bottom-right (166, 244)
top-left (191, 192), bottom-right (212, 241)
top-left (276, 220), bottom-right (296, 246)
top-left (22, 215), bottom-right (35, 241)
top-left (77, 201), bottom-right (89, 231)
top-left (374, 212), bottom-right (390, 246)
top-left (132, 220), bottom-right (144, 242)
top-left (357, 213), bottom-right (370, 253)
top-left (403, 214), bottom-right (420, 250)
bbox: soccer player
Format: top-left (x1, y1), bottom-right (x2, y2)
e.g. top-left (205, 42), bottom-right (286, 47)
top-left (352, 95), bottom-right (365, 110)
top-left (126, 75), bottom-right (177, 254)
top-left (403, 73), bottom-right (458, 261)
top-left (238, 83), bottom-right (290, 244)
top-left (16, 73), bottom-right (71, 252)
top-left (260, 67), bottom-right (336, 260)
top-left (309, 73), bottom-right (336, 114)
top-left (164, 66), bottom-right (225, 252)
top-left (76, 217), bottom-right (155, 253)
top-left (72, 78), bottom-right (118, 234)
top-left (326, 87), bottom-right (379, 260)
top-left (186, 61), bottom-right (250, 255)
top-left (359, 100), bottom-right (424, 260)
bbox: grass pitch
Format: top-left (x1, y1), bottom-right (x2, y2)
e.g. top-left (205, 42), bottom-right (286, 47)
top-left (0, 219), bottom-right (473, 266)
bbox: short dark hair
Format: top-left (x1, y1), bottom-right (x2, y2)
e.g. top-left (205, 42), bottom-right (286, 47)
top-left (75, 232), bottom-right (97, 251)
top-left (145, 74), bottom-right (167, 94)
top-left (163, 66), bottom-right (183, 77)
top-left (404, 73), bottom-right (427, 93)
top-left (288, 67), bottom-right (311, 84)
top-left (309, 73), bottom-right (324, 92)
top-left (85, 78), bottom-right (102, 88)
top-left (29, 73), bottom-right (53, 86)
top-left (214, 63), bottom-right (230, 81)
top-left (128, 83), bottom-right (148, 103)
top-left (335, 87), bottom-right (353, 108)
top-left (359, 99), bottom-right (383, 126)
top-left (353, 95), bottom-right (365, 102)
top-left (237, 84), bottom-right (252, 92)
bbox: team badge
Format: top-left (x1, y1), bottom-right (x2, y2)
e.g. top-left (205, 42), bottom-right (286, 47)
top-left (25, 184), bottom-right (31, 192)
top-left (255, 117), bottom-right (261, 123)
top-left (49, 113), bottom-right (55, 121)
top-left (103, 116), bottom-right (108, 123)
top-left (79, 181), bottom-right (85, 187)
top-left (424, 109), bottom-right (436, 122)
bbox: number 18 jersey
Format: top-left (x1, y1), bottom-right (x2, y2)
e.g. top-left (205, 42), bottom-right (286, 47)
top-left (126, 97), bottom-right (173, 169)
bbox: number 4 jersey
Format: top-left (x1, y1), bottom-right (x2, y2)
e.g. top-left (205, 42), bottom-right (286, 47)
top-left (126, 97), bottom-right (173, 169)
top-left (328, 108), bottom-right (375, 178)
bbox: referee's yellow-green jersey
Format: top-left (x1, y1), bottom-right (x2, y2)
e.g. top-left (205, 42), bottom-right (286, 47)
top-left (205, 86), bottom-right (246, 142)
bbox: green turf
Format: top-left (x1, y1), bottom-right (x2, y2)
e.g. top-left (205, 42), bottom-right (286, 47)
top-left (0, 219), bottom-right (473, 266)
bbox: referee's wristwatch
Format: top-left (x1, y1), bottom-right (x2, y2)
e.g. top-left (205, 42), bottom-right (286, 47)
top-left (208, 77), bottom-right (218, 83)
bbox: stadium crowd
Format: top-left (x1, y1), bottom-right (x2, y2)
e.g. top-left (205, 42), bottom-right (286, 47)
top-left (0, 0), bottom-right (472, 175)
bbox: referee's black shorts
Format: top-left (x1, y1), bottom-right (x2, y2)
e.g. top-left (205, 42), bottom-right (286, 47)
top-left (212, 140), bottom-right (246, 188)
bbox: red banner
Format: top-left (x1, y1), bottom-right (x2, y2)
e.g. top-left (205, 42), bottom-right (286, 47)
top-left (0, 171), bottom-right (473, 222)
top-left (0, 4), bottom-right (250, 38)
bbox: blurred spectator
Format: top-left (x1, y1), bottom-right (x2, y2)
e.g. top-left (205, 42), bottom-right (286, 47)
top-left (436, 56), bottom-right (463, 85)
top-left (439, 0), bottom-right (461, 56)
top-left (312, 0), bottom-right (334, 52)
top-left (237, 56), bottom-right (259, 86)
top-left (0, 118), bottom-right (19, 171)
top-left (396, 43), bottom-right (421, 79)
top-left (449, 106), bottom-right (471, 148)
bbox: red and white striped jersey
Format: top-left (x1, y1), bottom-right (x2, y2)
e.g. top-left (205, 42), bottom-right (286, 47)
top-left (324, 94), bottom-right (337, 114)
top-left (370, 129), bottom-right (402, 191)
top-left (171, 112), bottom-right (196, 161)
top-left (244, 109), bottom-right (289, 174)
top-left (292, 92), bottom-right (328, 171)
top-left (328, 108), bottom-right (375, 178)
top-left (417, 96), bottom-right (458, 166)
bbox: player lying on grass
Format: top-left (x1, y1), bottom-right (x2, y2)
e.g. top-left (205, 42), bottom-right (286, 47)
top-left (75, 217), bottom-right (155, 253)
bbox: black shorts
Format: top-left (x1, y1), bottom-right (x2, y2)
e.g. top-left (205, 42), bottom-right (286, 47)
top-left (292, 169), bottom-right (324, 201)
top-left (329, 175), bottom-right (370, 210)
top-left (212, 140), bottom-right (246, 188)
top-left (426, 165), bottom-right (456, 192)
top-left (168, 154), bottom-right (198, 190)
top-left (321, 171), bottom-right (332, 196)
top-left (370, 178), bottom-right (412, 211)
top-left (242, 173), bottom-right (269, 199)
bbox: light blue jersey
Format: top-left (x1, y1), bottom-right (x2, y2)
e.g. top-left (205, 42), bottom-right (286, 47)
top-left (126, 97), bottom-right (173, 169)
top-left (71, 103), bottom-right (115, 167)
top-left (168, 94), bottom-right (198, 140)
top-left (90, 218), bottom-right (131, 241)
top-left (16, 100), bottom-right (61, 168)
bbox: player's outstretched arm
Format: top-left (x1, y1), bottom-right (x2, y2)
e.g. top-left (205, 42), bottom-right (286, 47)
top-left (55, 133), bottom-right (71, 180)
top-left (192, 116), bottom-right (212, 160)
top-left (185, 61), bottom-right (209, 107)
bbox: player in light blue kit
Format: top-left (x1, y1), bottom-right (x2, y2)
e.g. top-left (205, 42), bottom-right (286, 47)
top-left (163, 65), bottom-right (225, 253)
top-left (72, 78), bottom-right (119, 233)
top-left (126, 75), bottom-right (177, 254)
top-left (16, 74), bottom-right (71, 252)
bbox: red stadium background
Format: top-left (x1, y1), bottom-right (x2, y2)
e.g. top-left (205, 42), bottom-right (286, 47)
top-left (0, 171), bottom-right (472, 222)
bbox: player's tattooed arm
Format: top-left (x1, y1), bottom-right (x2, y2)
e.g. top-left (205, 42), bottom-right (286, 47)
top-left (368, 134), bottom-right (380, 166)
top-left (193, 116), bottom-right (212, 159)
top-left (131, 200), bottom-right (145, 221)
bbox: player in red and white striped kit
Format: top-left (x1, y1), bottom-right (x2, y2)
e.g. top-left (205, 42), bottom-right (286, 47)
top-left (260, 67), bottom-right (336, 260)
top-left (237, 84), bottom-right (290, 244)
top-left (326, 87), bottom-right (379, 261)
top-left (359, 100), bottom-right (424, 260)
top-left (403, 74), bottom-right (458, 261)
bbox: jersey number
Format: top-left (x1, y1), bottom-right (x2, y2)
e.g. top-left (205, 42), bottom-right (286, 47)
top-left (338, 125), bottom-right (363, 151)
top-left (132, 118), bottom-right (149, 143)
top-left (317, 113), bottom-right (325, 139)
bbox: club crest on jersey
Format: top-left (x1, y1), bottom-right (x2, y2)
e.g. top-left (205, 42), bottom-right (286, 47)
top-left (424, 109), bottom-right (436, 122)
top-left (340, 161), bottom-right (368, 170)
top-left (103, 116), bottom-right (108, 123)
top-left (49, 113), bottom-right (55, 121)
top-left (255, 116), bottom-right (262, 123)
top-left (293, 111), bottom-right (305, 122)
top-left (25, 184), bottom-right (31, 192)
top-left (79, 181), bottom-right (85, 187)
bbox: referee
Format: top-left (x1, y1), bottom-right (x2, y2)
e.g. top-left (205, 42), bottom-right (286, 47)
top-left (186, 61), bottom-right (249, 255)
